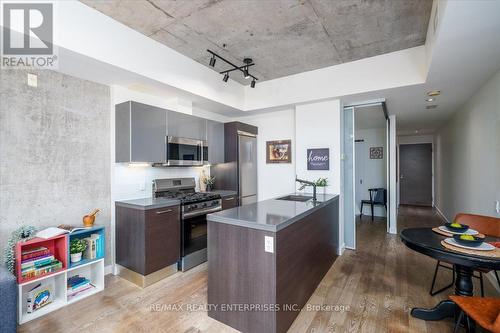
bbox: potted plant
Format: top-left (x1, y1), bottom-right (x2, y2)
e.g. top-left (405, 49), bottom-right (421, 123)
top-left (297, 177), bottom-right (328, 195)
top-left (70, 239), bottom-right (87, 263)
top-left (203, 176), bottom-right (216, 192)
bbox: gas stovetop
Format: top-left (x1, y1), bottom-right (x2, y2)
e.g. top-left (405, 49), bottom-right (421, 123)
top-left (153, 178), bottom-right (222, 219)
top-left (156, 191), bottom-right (221, 204)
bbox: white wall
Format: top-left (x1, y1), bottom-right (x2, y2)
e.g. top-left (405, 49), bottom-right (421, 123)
top-left (434, 69), bottom-right (500, 221)
top-left (236, 109), bottom-right (296, 200)
top-left (295, 99), bottom-right (343, 252)
top-left (295, 100), bottom-right (341, 195)
top-left (355, 128), bottom-right (387, 217)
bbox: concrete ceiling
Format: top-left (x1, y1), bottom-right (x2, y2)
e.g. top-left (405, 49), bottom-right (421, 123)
top-left (80, 0), bottom-right (432, 84)
top-left (342, 0), bottom-right (500, 135)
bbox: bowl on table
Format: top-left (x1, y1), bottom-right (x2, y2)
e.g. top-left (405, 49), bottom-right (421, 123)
top-left (445, 222), bottom-right (469, 233)
top-left (452, 234), bottom-right (484, 247)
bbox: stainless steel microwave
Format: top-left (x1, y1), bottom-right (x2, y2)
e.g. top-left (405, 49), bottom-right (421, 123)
top-left (165, 136), bottom-right (205, 166)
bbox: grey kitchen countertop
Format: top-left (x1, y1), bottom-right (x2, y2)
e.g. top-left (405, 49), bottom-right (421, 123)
top-left (115, 197), bottom-right (180, 210)
top-left (207, 193), bottom-right (339, 232)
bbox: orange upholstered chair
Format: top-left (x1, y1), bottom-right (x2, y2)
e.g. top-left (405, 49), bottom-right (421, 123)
top-left (430, 213), bottom-right (500, 296)
top-left (450, 295), bottom-right (500, 333)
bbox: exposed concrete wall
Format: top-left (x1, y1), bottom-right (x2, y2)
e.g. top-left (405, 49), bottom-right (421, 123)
top-left (0, 69), bottom-right (111, 263)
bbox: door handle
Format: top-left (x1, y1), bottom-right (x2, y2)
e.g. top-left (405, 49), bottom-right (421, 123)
top-left (156, 209), bottom-right (173, 215)
top-left (225, 197), bottom-right (235, 201)
top-left (400, 174), bottom-right (404, 179)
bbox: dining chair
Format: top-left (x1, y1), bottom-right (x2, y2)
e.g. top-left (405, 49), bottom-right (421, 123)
top-left (360, 188), bottom-right (387, 221)
top-left (430, 213), bottom-right (500, 297)
top-left (450, 295), bottom-right (500, 333)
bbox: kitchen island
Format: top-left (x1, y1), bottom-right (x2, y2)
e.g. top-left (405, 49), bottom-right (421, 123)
top-left (207, 193), bottom-right (339, 333)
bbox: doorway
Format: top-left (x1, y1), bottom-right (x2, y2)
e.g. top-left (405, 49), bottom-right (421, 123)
top-left (343, 102), bottom-right (395, 250)
top-left (399, 143), bottom-right (433, 206)
top-left (354, 105), bottom-right (387, 219)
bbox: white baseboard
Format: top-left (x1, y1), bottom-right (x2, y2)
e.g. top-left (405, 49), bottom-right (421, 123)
top-left (435, 206), bottom-right (450, 223)
top-left (338, 243), bottom-right (346, 255)
top-left (105, 264), bottom-right (113, 275)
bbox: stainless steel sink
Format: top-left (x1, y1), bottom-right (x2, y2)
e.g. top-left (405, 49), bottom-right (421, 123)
top-left (276, 195), bottom-right (313, 202)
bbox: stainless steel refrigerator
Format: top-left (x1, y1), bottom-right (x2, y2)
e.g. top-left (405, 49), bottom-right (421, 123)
top-left (238, 133), bottom-right (257, 205)
top-left (211, 126), bottom-right (257, 206)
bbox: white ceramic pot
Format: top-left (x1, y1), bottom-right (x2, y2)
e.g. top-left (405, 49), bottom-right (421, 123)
top-left (70, 252), bottom-right (82, 263)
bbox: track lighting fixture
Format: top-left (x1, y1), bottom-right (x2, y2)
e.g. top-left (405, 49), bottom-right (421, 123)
top-left (207, 50), bottom-right (259, 86)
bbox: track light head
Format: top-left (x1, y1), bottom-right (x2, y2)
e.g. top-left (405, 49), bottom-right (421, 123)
top-left (250, 80), bottom-right (256, 88)
top-left (243, 67), bottom-right (250, 79)
top-left (223, 73), bottom-right (229, 82)
top-left (209, 55), bottom-right (216, 67)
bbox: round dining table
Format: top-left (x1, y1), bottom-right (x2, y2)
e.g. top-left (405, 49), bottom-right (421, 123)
top-left (400, 228), bottom-right (500, 321)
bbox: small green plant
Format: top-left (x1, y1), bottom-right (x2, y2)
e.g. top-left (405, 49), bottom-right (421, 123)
top-left (298, 177), bottom-right (328, 190)
top-left (203, 176), bottom-right (216, 186)
top-left (314, 177), bottom-right (328, 187)
top-left (70, 239), bottom-right (87, 254)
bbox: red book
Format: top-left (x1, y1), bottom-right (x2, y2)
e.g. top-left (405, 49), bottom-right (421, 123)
top-left (21, 247), bottom-right (50, 261)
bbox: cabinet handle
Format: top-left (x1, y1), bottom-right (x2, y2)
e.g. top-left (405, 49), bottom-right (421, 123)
top-left (225, 197), bottom-right (235, 201)
top-left (156, 209), bottom-right (173, 215)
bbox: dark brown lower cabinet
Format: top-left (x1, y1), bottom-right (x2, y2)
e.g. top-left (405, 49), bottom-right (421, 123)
top-left (116, 205), bottom-right (180, 276)
top-left (221, 195), bottom-right (237, 210)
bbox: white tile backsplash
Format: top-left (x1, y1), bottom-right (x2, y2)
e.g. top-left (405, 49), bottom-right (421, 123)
top-left (113, 164), bottom-right (208, 201)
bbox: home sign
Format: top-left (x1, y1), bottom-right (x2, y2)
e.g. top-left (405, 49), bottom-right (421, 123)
top-left (307, 148), bottom-right (329, 170)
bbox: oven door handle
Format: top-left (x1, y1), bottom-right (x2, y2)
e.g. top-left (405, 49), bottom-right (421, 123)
top-left (156, 209), bottom-right (173, 215)
top-left (183, 206), bottom-right (222, 219)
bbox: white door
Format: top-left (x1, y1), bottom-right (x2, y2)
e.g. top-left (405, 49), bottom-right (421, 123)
top-left (343, 107), bottom-right (356, 249)
top-left (355, 142), bottom-right (365, 215)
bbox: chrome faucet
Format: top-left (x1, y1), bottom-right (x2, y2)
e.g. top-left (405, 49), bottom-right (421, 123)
top-left (295, 176), bottom-right (317, 202)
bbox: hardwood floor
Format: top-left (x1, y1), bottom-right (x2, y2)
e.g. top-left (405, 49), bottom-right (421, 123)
top-left (19, 206), bottom-right (498, 333)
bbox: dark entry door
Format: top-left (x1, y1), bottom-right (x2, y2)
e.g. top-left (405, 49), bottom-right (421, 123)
top-left (400, 143), bottom-right (432, 206)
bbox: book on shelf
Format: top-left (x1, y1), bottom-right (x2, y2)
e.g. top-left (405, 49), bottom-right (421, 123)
top-left (67, 275), bottom-right (94, 298)
top-left (27, 281), bottom-right (54, 313)
top-left (35, 224), bottom-right (92, 239)
top-left (83, 234), bottom-right (100, 260)
top-left (21, 247), bottom-right (50, 261)
top-left (21, 260), bottom-right (62, 279)
top-left (21, 255), bottom-right (55, 270)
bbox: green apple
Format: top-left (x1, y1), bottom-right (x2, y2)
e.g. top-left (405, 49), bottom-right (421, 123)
top-left (460, 234), bottom-right (475, 241)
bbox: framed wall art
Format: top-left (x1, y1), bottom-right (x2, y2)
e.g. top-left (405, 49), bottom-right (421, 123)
top-left (266, 140), bottom-right (292, 163)
top-left (370, 147), bottom-right (383, 159)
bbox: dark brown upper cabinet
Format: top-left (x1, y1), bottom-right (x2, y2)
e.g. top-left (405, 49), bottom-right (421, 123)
top-left (115, 101), bottom-right (225, 164)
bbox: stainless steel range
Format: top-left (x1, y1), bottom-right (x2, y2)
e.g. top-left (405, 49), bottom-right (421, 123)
top-left (152, 178), bottom-right (221, 271)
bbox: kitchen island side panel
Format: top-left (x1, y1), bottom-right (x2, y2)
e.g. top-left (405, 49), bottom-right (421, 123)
top-left (207, 222), bottom-right (276, 333)
top-left (275, 198), bottom-right (339, 333)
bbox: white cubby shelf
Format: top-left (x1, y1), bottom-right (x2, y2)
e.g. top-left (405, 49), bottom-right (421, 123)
top-left (18, 259), bottom-right (105, 324)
